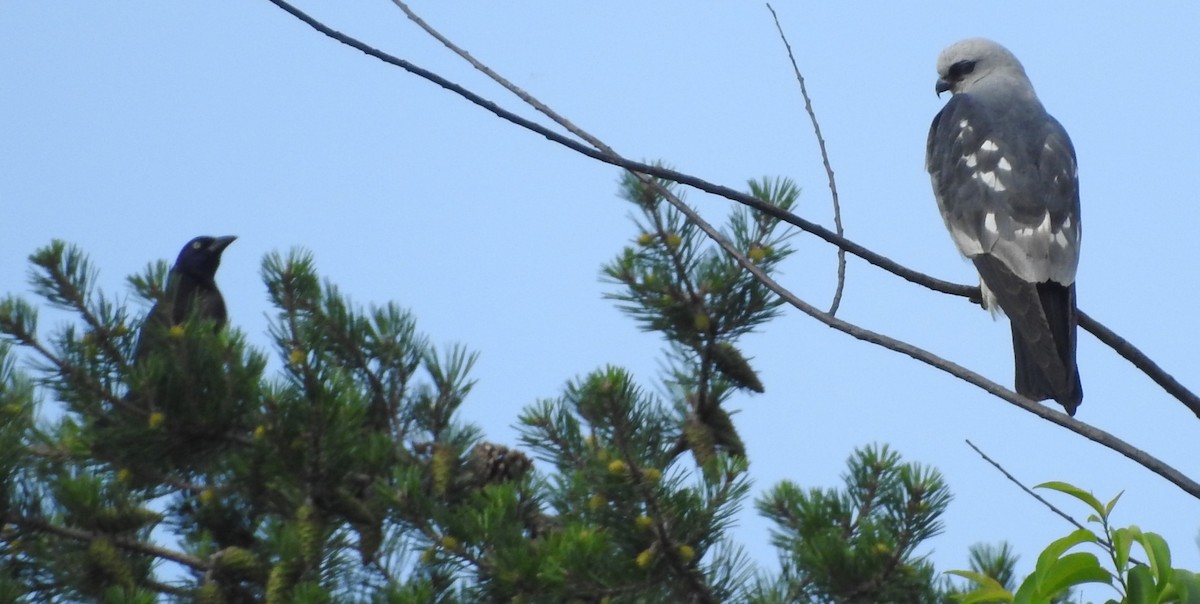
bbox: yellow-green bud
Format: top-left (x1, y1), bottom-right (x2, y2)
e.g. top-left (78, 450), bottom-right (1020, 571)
top-left (677, 544), bottom-right (696, 563)
top-left (635, 549), bottom-right (654, 569)
top-left (607, 460), bottom-right (629, 475)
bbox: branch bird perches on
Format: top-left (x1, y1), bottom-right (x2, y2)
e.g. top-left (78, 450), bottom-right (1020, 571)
top-left (263, 0), bottom-right (1200, 499)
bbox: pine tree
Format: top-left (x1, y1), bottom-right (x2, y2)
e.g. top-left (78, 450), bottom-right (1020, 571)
top-left (0, 176), bottom-right (977, 602)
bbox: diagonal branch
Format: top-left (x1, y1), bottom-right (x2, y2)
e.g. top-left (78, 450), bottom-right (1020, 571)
top-left (1075, 309), bottom-right (1199, 417)
top-left (387, 3), bottom-right (1200, 419)
top-left (964, 439), bottom-right (1143, 567)
top-left (655, 183), bottom-right (1200, 500)
top-left (965, 440), bottom-right (1088, 533)
top-left (381, 2), bottom-right (1200, 499)
top-left (766, 3), bottom-right (847, 317)
top-left (255, 0), bottom-right (967, 299)
top-left (261, 0), bottom-right (1200, 497)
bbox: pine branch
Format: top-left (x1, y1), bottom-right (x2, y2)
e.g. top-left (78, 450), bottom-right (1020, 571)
top-left (25, 244), bottom-right (124, 367)
top-left (610, 418), bottom-right (720, 604)
top-left (5, 512), bottom-right (209, 572)
top-left (261, 0), bottom-right (1200, 498)
top-left (14, 331), bottom-right (145, 420)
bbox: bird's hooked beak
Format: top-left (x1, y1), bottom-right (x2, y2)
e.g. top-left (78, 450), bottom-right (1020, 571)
top-left (209, 235), bottom-right (237, 254)
top-left (935, 78), bottom-right (952, 96)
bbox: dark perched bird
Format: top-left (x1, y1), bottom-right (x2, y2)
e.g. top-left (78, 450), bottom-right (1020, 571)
top-left (134, 235), bottom-right (237, 358)
top-left (925, 39), bottom-right (1083, 415)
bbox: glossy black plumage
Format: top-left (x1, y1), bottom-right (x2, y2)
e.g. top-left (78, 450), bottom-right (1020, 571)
top-left (134, 235), bottom-right (236, 359)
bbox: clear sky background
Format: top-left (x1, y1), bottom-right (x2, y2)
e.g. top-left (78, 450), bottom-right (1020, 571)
top-left (3, 1), bottom-right (1199, 592)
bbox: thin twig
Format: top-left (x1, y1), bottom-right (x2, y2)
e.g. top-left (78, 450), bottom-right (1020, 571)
top-left (766, 4), bottom-right (846, 317)
top-left (658, 171), bottom-right (1200, 500)
top-left (965, 440), bottom-right (1087, 533)
top-left (254, 0), bottom-right (962, 298)
top-left (382, 4), bottom-right (1200, 500)
top-left (260, 0), bottom-right (1200, 424)
top-left (262, 0), bottom-right (1200, 498)
top-left (382, 2), bottom-right (1200, 495)
top-left (965, 440), bottom-right (1143, 567)
top-left (384, 4), bottom-right (1200, 421)
top-left (399, 1), bottom-right (1198, 420)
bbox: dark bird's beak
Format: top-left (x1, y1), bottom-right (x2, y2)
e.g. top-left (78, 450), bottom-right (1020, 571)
top-left (209, 235), bottom-right (237, 253)
top-left (935, 78), bottom-right (952, 96)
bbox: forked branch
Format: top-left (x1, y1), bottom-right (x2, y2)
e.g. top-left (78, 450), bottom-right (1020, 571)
top-left (262, 0), bottom-right (1200, 498)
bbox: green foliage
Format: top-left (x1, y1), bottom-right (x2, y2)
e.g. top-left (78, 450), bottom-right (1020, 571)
top-left (7, 175), bottom-right (1171, 603)
top-left (1, 242), bottom-right (491, 601)
top-left (603, 172), bottom-right (798, 468)
top-left (949, 482), bottom-right (1200, 604)
top-left (0, 176), bottom-right (802, 603)
top-left (967, 542), bottom-right (1021, 591)
top-left (750, 443), bottom-right (955, 603)
top-left (516, 366), bottom-right (754, 601)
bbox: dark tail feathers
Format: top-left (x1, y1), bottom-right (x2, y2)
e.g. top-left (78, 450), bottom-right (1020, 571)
top-left (1012, 281), bottom-right (1082, 415)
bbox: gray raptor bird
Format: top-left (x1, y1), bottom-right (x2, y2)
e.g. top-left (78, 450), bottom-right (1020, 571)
top-left (926, 38), bottom-right (1083, 415)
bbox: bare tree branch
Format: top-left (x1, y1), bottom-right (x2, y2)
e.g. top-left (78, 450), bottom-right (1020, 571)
top-left (381, 2), bottom-right (1200, 500)
top-left (256, 0), bottom-right (969, 300)
top-left (386, 6), bottom-right (1200, 421)
top-left (965, 440), bottom-right (1088, 533)
top-left (766, 3), bottom-right (847, 317)
top-left (1075, 309), bottom-right (1200, 416)
top-left (373, 9), bottom-right (1200, 423)
top-left (261, 0), bottom-right (1200, 498)
top-left (965, 439), bottom-right (1143, 566)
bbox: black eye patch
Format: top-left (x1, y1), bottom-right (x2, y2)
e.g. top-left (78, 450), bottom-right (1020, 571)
top-left (948, 59), bottom-right (976, 81)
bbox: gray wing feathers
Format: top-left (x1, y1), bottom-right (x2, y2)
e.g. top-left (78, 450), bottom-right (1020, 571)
top-left (928, 96), bottom-right (1081, 286)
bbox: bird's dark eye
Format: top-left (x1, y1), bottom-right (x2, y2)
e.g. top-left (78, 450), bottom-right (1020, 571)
top-left (948, 60), bottom-right (976, 81)
top-left (192, 242), bottom-right (202, 250)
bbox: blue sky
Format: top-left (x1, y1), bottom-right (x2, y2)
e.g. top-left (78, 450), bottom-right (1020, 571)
top-left (3, 1), bottom-right (1199, 591)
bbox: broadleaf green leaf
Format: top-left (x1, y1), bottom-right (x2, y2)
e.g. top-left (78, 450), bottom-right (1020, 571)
top-left (1038, 552), bottom-right (1111, 597)
top-left (1035, 481), bottom-right (1106, 520)
top-left (1135, 530), bottom-right (1172, 591)
top-left (1168, 569), bottom-right (1200, 604)
top-left (1112, 527), bottom-right (1133, 574)
top-left (1104, 490), bottom-right (1124, 517)
top-left (1034, 528), bottom-right (1097, 585)
top-left (945, 570), bottom-right (1013, 604)
top-left (1127, 565), bottom-right (1156, 604)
